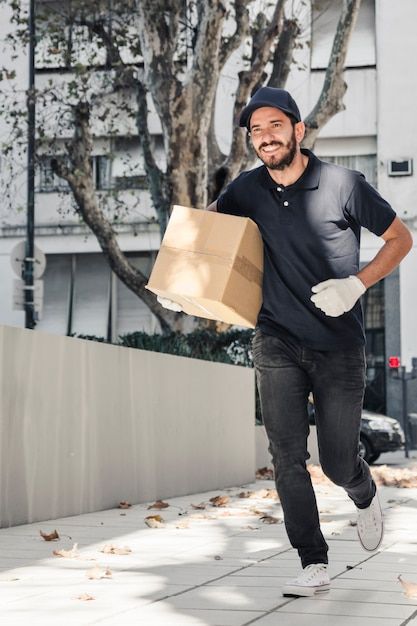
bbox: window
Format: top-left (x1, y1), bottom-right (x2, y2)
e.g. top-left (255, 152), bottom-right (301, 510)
top-left (38, 155), bottom-right (112, 192)
top-left (36, 252), bottom-right (160, 339)
top-left (320, 154), bottom-right (377, 188)
top-left (38, 157), bottom-right (70, 192)
top-left (311, 0), bottom-right (376, 69)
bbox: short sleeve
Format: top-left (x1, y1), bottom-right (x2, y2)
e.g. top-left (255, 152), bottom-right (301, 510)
top-left (344, 174), bottom-right (396, 236)
top-left (217, 180), bottom-right (245, 217)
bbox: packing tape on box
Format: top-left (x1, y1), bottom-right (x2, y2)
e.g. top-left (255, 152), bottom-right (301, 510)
top-left (235, 255), bottom-right (263, 286)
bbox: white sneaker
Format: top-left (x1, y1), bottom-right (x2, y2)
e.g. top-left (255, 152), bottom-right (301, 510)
top-left (282, 563), bottom-right (330, 597)
top-left (356, 491), bottom-right (383, 551)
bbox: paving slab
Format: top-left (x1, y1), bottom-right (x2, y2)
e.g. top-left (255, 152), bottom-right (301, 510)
top-left (1, 476), bottom-right (417, 625)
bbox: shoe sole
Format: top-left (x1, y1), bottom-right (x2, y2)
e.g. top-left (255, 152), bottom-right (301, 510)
top-left (282, 584), bottom-right (330, 597)
top-left (357, 495), bottom-right (384, 551)
top-left (357, 521), bottom-right (384, 551)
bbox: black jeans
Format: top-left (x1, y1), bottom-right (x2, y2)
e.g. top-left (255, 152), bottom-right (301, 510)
top-left (252, 329), bottom-right (376, 568)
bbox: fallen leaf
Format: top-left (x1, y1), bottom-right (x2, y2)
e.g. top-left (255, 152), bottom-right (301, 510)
top-left (263, 489), bottom-right (279, 500)
top-left (244, 525), bottom-right (260, 530)
top-left (255, 489), bottom-right (271, 499)
top-left (118, 501), bottom-right (131, 509)
top-left (86, 566), bottom-right (112, 580)
top-left (307, 465), bottom-right (332, 484)
top-left (191, 502), bottom-right (206, 510)
top-left (53, 543), bottom-right (79, 558)
top-left (147, 500), bottom-right (169, 510)
top-left (256, 466), bottom-right (274, 480)
top-left (101, 544), bottom-right (132, 555)
top-left (371, 465), bottom-right (417, 489)
top-left (249, 507), bottom-right (266, 516)
top-left (145, 515), bottom-right (165, 528)
top-left (349, 519), bottom-right (357, 526)
top-left (238, 491), bottom-right (253, 498)
top-left (77, 593), bottom-right (95, 601)
top-left (40, 529), bottom-right (60, 541)
top-left (260, 515), bottom-right (281, 524)
top-left (175, 520), bottom-right (189, 529)
top-left (398, 575), bottom-right (417, 598)
top-left (209, 495), bottom-right (230, 507)
top-left (214, 555), bottom-right (223, 560)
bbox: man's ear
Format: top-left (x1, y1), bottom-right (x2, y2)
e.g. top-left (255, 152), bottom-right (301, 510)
top-left (295, 121), bottom-right (305, 144)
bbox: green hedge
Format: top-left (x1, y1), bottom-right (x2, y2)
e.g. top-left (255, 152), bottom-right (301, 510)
top-left (119, 328), bottom-right (255, 367)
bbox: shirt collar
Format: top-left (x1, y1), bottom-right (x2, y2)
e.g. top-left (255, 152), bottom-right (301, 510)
top-left (259, 148), bottom-right (321, 191)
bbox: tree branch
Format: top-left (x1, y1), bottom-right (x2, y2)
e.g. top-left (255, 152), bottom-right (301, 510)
top-left (218, 0), bottom-right (251, 71)
top-left (136, 79), bottom-right (169, 235)
top-left (303, 0), bottom-right (362, 148)
top-left (222, 0), bottom-right (286, 183)
top-left (268, 17), bottom-right (301, 88)
top-left (52, 99), bottom-right (179, 333)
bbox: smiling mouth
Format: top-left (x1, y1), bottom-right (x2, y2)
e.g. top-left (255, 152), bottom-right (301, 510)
top-left (261, 143), bottom-right (283, 154)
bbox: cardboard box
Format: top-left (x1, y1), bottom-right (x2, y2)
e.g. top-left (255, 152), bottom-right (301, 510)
top-left (146, 205), bottom-right (263, 328)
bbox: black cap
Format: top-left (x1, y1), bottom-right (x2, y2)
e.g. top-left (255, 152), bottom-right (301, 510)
top-left (239, 87), bottom-right (301, 128)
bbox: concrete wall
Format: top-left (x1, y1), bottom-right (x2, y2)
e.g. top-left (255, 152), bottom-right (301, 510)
top-left (0, 325), bottom-right (256, 528)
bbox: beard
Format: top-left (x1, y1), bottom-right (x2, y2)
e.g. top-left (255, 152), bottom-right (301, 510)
top-left (255, 131), bottom-right (297, 170)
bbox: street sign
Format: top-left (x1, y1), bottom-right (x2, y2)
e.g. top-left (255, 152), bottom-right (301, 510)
top-left (13, 278), bottom-right (44, 318)
top-left (10, 240), bottom-right (46, 279)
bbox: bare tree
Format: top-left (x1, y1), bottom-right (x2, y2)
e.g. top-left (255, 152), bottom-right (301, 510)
top-left (0, 0), bottom-right (361, 332)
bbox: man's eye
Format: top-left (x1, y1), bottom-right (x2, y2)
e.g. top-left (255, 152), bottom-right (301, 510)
top-left (273, 123), bottom-right (281, 128)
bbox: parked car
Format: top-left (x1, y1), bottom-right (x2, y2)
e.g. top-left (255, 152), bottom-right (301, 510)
top-left (308, 404), bottom-right (405, 465)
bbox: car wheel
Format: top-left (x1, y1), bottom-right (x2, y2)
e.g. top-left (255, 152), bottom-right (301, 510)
top-left (359, 435), bottom-right (374, 464)
top-left (368, 452), bottom-right (381, 464)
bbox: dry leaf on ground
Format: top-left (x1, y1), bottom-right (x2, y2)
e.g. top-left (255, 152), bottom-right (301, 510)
top-left (238, 491), bottom-right (253, 498)
top-left (209, 495), bottom-right (230, 507)
top-left (77, 593), bottom-right (95, 601)
top-left (371, 465), bottom-right (417, 488)
top-left (145, 515), bottom-right (165, 528)
top-left (191, 502), bottom-right (206, 510)
top-left (40, 529), bottom-right (60, 541)
top-left (118, 501), bottom-right (131, 509)
top-left (398, 575), bottom-right (417, 598)
top-left (307, 465), bottom-right (332, 484)
top-left (249, 507), bottom-right (267, 516)
top-left (256, 467), bottom-right (274, 480)
top-left (175, 521), bottom-right (189, 529)
top-left (86, 566), bottom-right (112, 580)
top-left (53, 543), bottom-right (79, 558)
top-left (101, 544), bottom-right (132, 555)
top-left (214, 555), bottom-right (223, 560)
top-left (147, 500), bottom-right (169, 510)
top-left (260, 515), bottom-right (281, 524)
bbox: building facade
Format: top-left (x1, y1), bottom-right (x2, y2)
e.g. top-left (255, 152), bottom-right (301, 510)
top-left (0, 0), bottom-right (416, 419)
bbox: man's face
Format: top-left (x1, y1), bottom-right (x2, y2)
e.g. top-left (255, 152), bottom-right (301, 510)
top-left (249, 107), bottom-right (299, 170)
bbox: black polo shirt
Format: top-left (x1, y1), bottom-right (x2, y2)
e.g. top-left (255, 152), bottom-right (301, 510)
top-left (217, 149), bottom-right (396, 351)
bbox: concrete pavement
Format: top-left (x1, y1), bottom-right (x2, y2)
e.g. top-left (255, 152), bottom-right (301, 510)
top-left (1, 454), bottom-right (417, 625)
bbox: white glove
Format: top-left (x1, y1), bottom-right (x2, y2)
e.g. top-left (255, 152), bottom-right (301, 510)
top-left (310, 275), bottom-right (366, 317)
top-left (157, 295), bottom-right (183, 312)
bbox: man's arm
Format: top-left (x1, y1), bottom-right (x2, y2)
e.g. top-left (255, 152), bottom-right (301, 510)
top-left (311, 216), bottom-right (413, 317)
top-left (357, 216), bottom-right (413, 288)
top-left (206, 201), bottom-right (218, 212)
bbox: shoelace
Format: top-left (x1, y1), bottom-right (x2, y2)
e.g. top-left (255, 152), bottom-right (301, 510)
top-left (358, 506), bottom-right (379, 531)
top-left (299, 564), bottom-right (327, 583)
